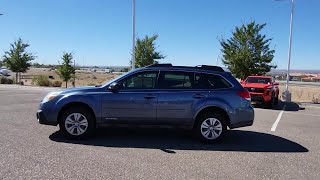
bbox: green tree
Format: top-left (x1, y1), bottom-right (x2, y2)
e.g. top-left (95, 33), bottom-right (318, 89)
top-left (56, 52), bottom-right (75, 88)
top-left (2, 38), bottom-right (35, 83)
top-left (134, 34), bottom-right (165, 68)
top-left (32, 62), bottom-right (41, 68)
top-left (220, 21), bottom-right (276, 80)
top-left (0, 60), bottom-right (3, 67)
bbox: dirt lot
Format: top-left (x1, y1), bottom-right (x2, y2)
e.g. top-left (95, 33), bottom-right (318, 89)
top-left (14, 68), bottom-right (320, 103)
top-left (20, 68), bottom-right (119, 87)
top-left (278, 85), bottom-right (320, 103)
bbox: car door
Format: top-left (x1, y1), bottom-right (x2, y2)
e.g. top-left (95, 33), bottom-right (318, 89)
top-left (101, 71), bottom-right (159, 124)
top-left (156, 71), bottom-right (208, 126)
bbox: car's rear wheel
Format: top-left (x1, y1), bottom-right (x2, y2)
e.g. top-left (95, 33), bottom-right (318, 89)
top-left (59, 107), bottom-right (94, 139)
top-left (195, 112), bottom-right (227, 143)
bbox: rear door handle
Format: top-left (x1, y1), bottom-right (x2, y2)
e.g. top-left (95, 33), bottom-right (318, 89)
top-left (193, 94), bottom-right (206, 99)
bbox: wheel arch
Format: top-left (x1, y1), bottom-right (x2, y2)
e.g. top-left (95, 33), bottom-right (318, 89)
top-left (57, 102), bottom-right (96, 126)
top-left (193, 106), bottom-right (231, 128)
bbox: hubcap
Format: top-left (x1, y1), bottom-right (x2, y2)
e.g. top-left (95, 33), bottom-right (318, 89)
top-left (64, 113), bottom-right (88, 136)
top-left (200, 118), bottom-right (223, 140)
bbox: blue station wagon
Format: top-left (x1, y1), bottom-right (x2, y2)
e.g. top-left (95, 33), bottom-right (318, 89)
top-left (37, 64), bottom-right (254, 143)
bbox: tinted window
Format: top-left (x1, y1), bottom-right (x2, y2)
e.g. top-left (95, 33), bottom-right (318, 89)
top-left (195, 73), bottom-right (232, 89)
top-left (159, 72), bottom-right (194, 89)
top-left (120, 71), bottom-right (158, 89)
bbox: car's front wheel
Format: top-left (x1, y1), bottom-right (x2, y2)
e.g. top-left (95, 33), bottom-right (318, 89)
top-left (274, 95), bottom-right (279, 105)
top-left (59, 107), bottom-right (94, 139)
top-left (195, 112), bottom-right (227, 143)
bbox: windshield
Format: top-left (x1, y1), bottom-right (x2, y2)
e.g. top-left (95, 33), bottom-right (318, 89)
top-left (245, 77), bottom-right (271, 84)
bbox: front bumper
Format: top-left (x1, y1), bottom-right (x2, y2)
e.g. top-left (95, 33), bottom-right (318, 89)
top-left (251, 94), bottom-right (265, 102)
top-left (37, 110), bottom-right (57, 126)
top-left (250, 92), bottom-right (272, 103)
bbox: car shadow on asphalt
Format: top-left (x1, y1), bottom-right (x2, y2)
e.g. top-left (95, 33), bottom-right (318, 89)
top-left (49, 128), bottom-right (308, 153)
top-left (253, 101), bottom-right (304, 111)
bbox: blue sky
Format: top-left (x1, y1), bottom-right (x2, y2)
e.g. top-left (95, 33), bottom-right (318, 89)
top-left (0, 0), bottom-right (319, 69)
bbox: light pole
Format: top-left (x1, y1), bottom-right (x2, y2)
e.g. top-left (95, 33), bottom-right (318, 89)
top-left (276, 0), bottom-right (294, 102)
top-left (132, 0), bottom-right (136, 70)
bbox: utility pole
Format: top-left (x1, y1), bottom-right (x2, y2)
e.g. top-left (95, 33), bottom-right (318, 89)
top-left (275, 0), bottom-right (294, 102)
top-left (73, 59), bottom-right (76, 87)
top-left (284, 0), bottom-right (294, 102)
top-left (132, 0), bottom-right (136, 70)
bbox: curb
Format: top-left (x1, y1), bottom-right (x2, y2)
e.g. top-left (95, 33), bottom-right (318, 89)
top-left (298, 102), bottom-right (320, 109)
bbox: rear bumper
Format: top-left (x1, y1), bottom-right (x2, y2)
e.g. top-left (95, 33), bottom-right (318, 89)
top-left (229, 105), bottom-right (254, 129)
top-left (37, 110), bottom-right (57, 126)
top-left (229, 120), bottom-right (254, 129)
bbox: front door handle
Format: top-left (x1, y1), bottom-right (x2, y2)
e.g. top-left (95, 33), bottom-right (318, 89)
top-left (144, 94), bottom-right (157, 99)
top-left (193, 94), bottom-right (206, 99)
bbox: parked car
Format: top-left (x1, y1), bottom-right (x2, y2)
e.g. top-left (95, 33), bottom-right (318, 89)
top-left (240, 76), bottom-right (279, 107)
top-left (0, 68), bottom-right (10, 76)
top-left (37, 64), bottom-right (254, 143)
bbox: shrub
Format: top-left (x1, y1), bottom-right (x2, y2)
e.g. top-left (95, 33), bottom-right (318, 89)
top-left (0, 76), bottom-right (8, 84)
top-left (32, 75), bottom-right (51, 86)
top-left (0, 77), bottom-right (14, 84)
top-left (7, 79), bottom-right (14, 84)
top-left (312, 95), bottom-right (320, 104)
top-left (52, 80), bottom-right (62, 87)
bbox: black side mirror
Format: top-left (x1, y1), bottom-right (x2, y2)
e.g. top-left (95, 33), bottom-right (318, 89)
top-left (108, 82), bottom-right (120, 92)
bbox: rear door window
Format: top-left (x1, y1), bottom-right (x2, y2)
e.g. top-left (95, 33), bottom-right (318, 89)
top-left (158, 71), bottom-right (194, 89)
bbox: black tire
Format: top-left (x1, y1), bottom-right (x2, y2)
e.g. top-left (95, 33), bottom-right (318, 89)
top-left (59, 106), bottom-right (95, 139)
top-left (194, 112), bottom-right (227, 143)
top-left (268, 94), bottom-right (275, 109)
top-left (274, 95), bottom-right (279, 105)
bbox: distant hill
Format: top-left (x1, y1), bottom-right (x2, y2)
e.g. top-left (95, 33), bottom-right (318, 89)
top-left (269, 69), bottom-right (320, 75)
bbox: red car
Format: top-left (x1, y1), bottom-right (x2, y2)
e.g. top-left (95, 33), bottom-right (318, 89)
top-left (241, 76), bottom-right (279, 107)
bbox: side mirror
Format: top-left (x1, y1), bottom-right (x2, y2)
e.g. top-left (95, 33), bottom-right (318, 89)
top-left (108, 82), bottom-right (120, 92)
top-left (274, 82), bottom-right (279, 85)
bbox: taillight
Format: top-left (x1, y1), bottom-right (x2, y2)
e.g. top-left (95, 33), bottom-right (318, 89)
top-left (237, 90), bottom-right (251, 101)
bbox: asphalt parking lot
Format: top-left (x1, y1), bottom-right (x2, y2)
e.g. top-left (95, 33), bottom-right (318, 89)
top-left (0, 85), bottom-right (319, 180)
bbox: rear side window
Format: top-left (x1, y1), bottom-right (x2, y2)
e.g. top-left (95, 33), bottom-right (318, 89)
top-left (159, 71), bottom-right (194, 89)
top-left (195, 73), bottom-right (232, 89)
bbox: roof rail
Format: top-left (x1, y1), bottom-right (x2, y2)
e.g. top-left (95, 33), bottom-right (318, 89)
top-left (197, 65), bottom-right (224, 72)
top-left (146, 63), bottom-right (224, 72)
top-left (147, 63), bottom-right (173, 67)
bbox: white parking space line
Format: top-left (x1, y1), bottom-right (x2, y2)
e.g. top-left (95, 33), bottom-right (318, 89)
top-left (285, 112), bottom-right (320, 117)
top-left (271, 105), bottom-right (286, 132)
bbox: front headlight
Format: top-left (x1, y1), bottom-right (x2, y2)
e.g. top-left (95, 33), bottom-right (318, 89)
top-left (42, 91), bottom-right (62, 103)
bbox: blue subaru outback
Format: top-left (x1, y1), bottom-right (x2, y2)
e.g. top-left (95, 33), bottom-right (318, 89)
top-left (37, 64), bottom-right (254, 143)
